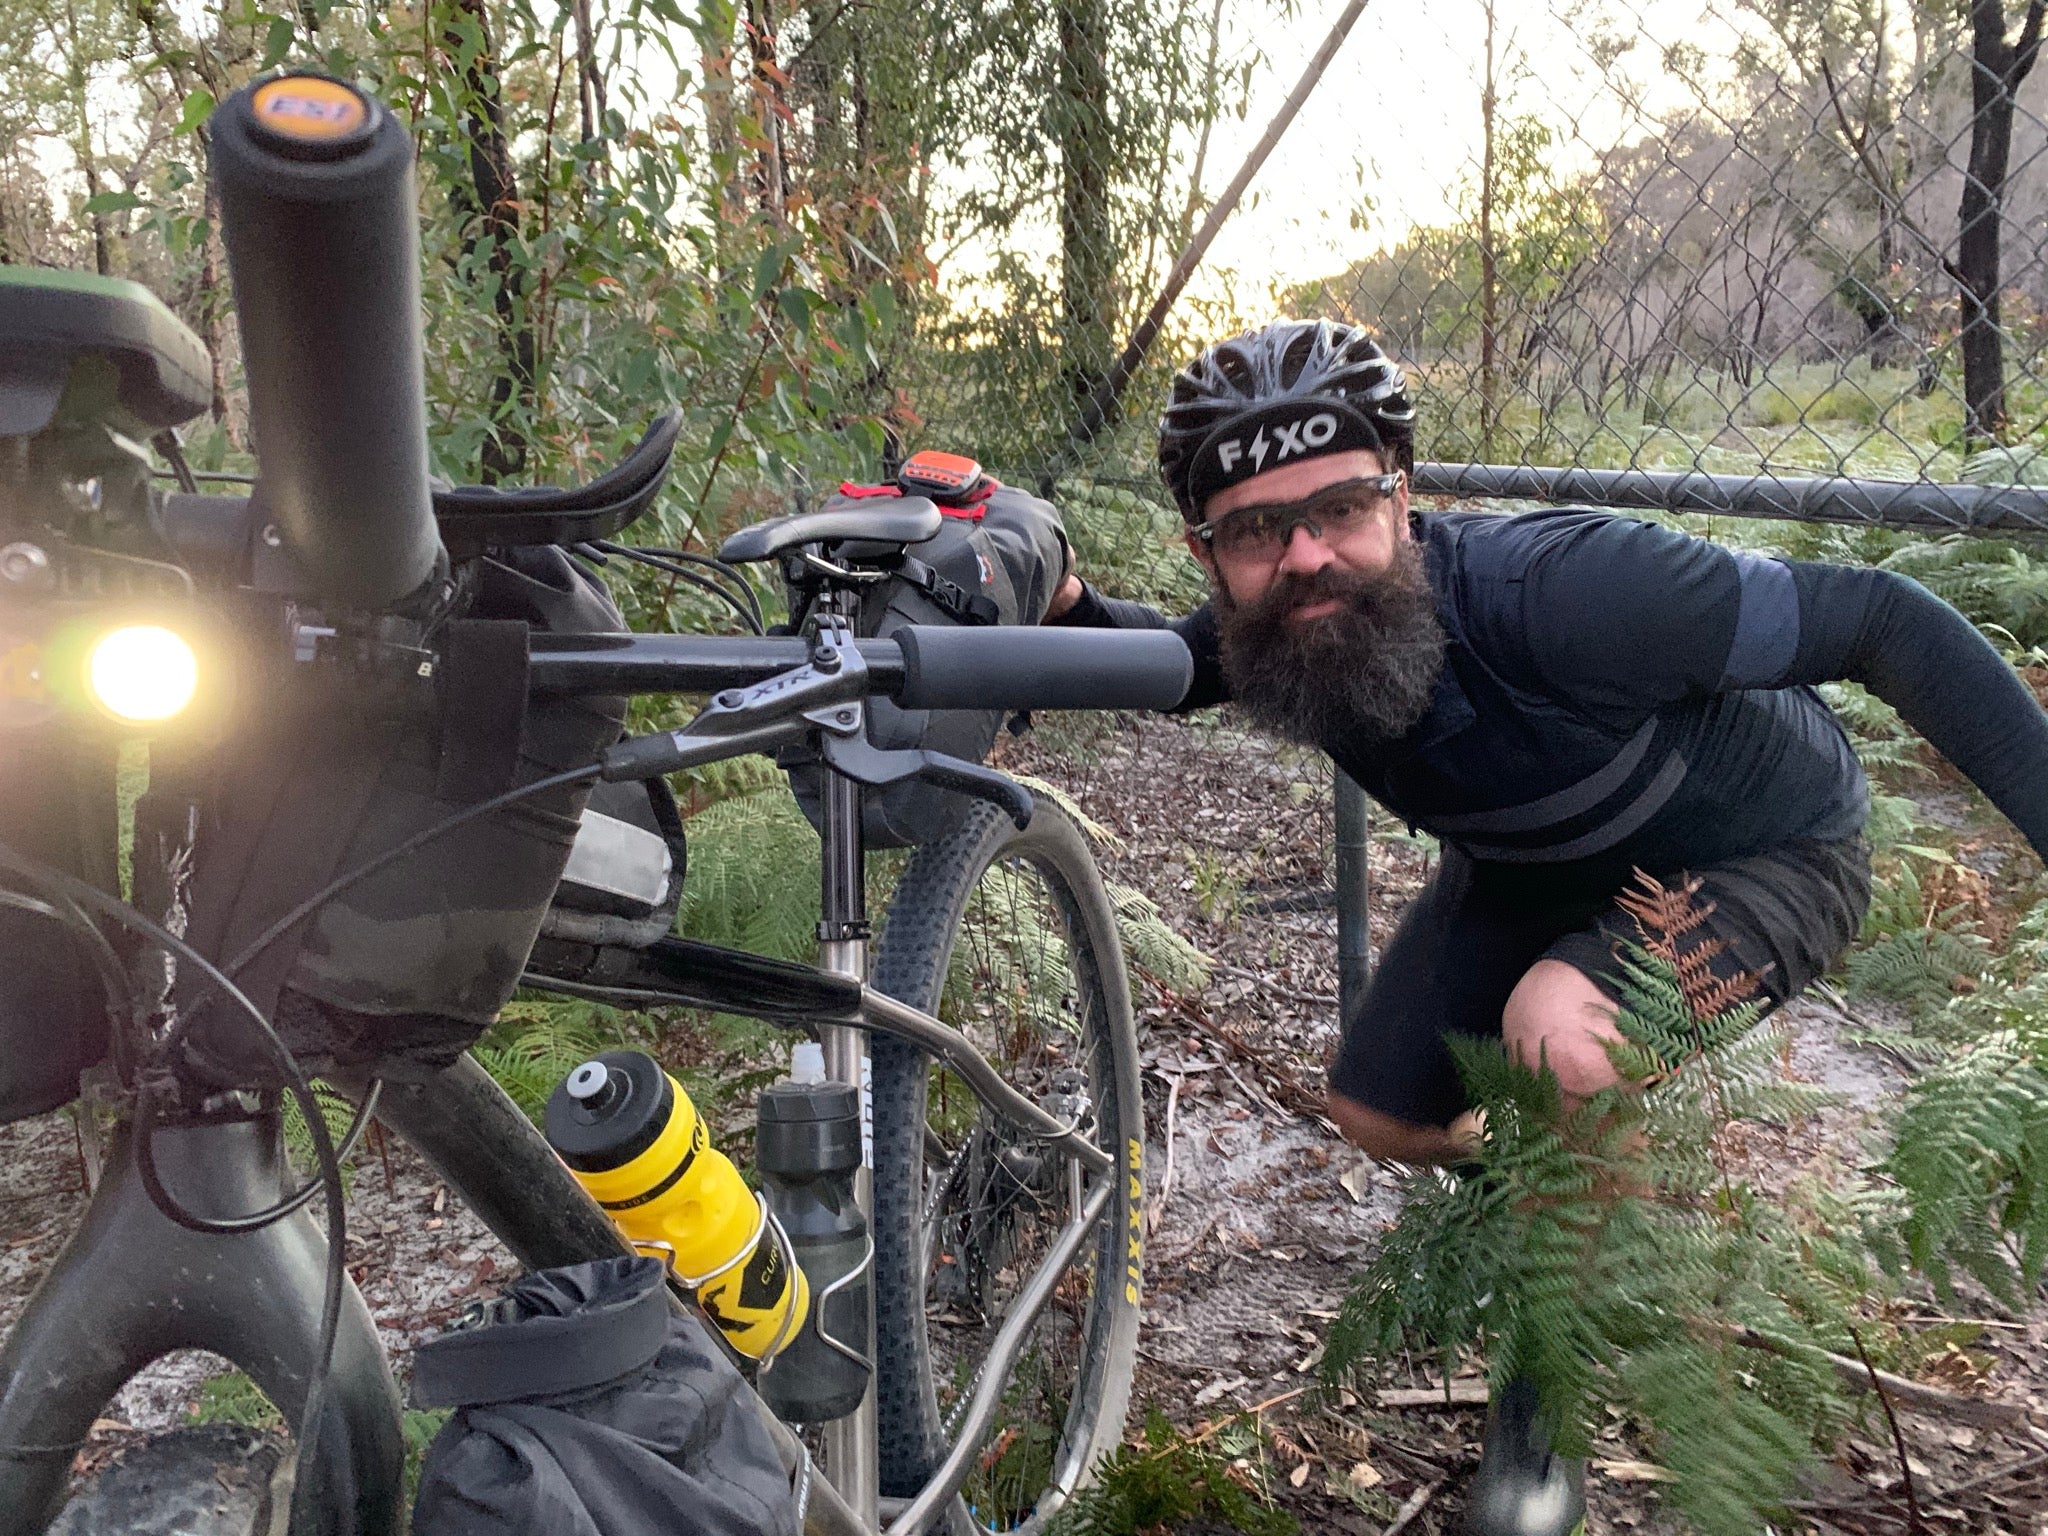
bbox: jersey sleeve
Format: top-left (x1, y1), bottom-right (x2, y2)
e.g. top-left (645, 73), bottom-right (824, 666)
top-left (1513, 515), bottom-right (1756, 710)
top-left (1515, 515), bottom-right (2048, 858)
top-left (1047, 580), bottom-right (1227, 711)
top-left (1783, 560), bottom-right (2048, 858)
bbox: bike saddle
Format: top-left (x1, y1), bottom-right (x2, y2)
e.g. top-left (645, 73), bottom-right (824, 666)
top-left (718, 499), bottom-right (944, 565)
top-left (433, 409), bottom-right (683, 556)
top-left (0, 267), bottom-right (212, 437)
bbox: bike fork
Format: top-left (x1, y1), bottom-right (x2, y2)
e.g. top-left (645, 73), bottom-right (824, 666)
top-left (0, 1113), bottom-right (402, 1536)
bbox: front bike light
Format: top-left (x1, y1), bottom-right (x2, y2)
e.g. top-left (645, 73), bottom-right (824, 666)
top-left (83, 623), bottom-right (200, 724)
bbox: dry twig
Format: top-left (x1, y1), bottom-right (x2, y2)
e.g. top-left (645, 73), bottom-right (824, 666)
top-left (1380, 1476), bottom-right (1447, 1536)
top-left (1850, 1325), bottom-right (1925, 1532)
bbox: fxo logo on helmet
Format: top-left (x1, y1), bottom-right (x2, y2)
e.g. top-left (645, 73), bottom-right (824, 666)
top-left (1213, 411), bottom-right (1338, 477)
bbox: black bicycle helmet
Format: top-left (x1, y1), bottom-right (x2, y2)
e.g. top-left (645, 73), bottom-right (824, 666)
top-left (1158, 319), bottom-right (1416, 518)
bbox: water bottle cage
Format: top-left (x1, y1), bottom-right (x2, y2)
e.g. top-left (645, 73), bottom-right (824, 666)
top-left (810, 1231), bottom-right (876, 1371)
top-left (631, 1190), bottom-right (806, 1366)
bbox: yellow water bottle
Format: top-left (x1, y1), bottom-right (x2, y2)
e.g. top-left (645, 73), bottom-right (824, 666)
top-left (544, 1050), bottom-right (808, 1359)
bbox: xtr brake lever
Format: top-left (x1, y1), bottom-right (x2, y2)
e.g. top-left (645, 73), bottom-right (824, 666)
top-left (810, 714), bottom-right (1035, 831)
top-left (601, 620), bottom-right (866, 781)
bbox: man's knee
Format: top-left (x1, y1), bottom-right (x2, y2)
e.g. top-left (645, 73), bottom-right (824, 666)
top-left (1501, 957), bottom-right (1630, 1100)
top-left (1326, 1090), bottom-right (1475, 1166)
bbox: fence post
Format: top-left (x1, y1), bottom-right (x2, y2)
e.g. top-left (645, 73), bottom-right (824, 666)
top-left (1334, 768), bottom-right (1371, 1024)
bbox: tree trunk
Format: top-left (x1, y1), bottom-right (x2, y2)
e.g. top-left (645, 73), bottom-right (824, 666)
top-left (1955, 0), bottom-right (2044, 446)
top-left (448, 0), bottom-right (534, 482)
top-left (1056, 0), bottom-right (1116, 413)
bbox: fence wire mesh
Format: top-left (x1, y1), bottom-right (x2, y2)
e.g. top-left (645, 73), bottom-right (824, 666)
top-left (898, 0), bottom-right (2048, 539)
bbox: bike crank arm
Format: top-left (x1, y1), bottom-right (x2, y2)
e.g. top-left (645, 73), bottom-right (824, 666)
top-left (883, 1176), bottom-right (1117, 1536)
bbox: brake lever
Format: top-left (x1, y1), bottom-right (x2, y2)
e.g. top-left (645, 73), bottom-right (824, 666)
top-left (601, 621), bottom-right (866, 781)
top-left (810, 708), bottom-right (1035, 831)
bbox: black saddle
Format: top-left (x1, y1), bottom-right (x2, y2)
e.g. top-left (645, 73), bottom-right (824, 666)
top-left (718, 500), bottom-right (944, 565)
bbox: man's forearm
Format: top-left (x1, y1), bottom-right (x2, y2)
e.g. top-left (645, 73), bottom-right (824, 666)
top-left (1790, 561), bottom-right (2048, 856)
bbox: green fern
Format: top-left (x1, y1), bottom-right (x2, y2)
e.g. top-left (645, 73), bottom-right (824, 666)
top-left (1326, 929), bottom-right (1877, 1536)
top-left (1879, 1029), bottom-right (2048, 1305)
top-left (1048, 1406), bottom-right (1296, 1536)
top-left (1844, 927), bottom-right (1987, 1008)
top-left (1105, 880), bottom-right (1212, 992)
top-left (473, 999), bottom-right (613, 1121)
top-left (675, 787), bottom-right (822, 964)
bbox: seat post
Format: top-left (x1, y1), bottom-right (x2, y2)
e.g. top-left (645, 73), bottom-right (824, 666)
top-left (810, 593), bottom-right (880, 1528)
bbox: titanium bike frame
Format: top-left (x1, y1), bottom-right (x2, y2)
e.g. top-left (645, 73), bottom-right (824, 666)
top-left (0, 624), bottom-right (1126, 1536)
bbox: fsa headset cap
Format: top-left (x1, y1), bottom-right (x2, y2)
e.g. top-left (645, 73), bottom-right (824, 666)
top-left (1158, 320), bottom-right (1415, 519)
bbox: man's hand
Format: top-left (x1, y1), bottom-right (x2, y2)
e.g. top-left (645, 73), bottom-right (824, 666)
top-left (1044, 570), bottom-right (1085, 622)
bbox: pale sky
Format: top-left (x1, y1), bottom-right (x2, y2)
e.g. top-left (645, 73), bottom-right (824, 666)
top-left (1185, 0), bottom-right (1763, 304)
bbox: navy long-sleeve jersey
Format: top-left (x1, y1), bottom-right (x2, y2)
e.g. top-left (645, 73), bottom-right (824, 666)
top-left (1059, 509), bottom-right (2048, 891)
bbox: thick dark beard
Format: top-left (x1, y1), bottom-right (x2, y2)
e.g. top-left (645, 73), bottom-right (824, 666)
top-left (1213, 540), bottom-right (1447, 750)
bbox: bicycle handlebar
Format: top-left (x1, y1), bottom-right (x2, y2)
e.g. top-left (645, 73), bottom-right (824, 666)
top-left (892, 626), bottom-right (1191, 711)
top-left (209, 77), bottom-right (441, 608)
top-left (528, 628), bottom-right (1193, 711)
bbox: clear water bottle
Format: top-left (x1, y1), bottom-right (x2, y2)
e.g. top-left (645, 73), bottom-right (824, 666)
top-left (755, 1042), bottom-right (872, 1423)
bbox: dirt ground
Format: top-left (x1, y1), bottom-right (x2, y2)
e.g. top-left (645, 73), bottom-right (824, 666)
top-left (2, 710), bottom-right (2046, 1533)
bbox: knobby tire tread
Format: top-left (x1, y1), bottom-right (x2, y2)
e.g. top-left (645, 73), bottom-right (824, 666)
top-left (868, 797), bottom-right (1142, 1526)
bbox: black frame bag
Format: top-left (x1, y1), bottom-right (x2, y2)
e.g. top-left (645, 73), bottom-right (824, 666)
top-left (410, 1256), bottom-right (801, 1536)
top-left (176, 546), bottom-right (627, 1086)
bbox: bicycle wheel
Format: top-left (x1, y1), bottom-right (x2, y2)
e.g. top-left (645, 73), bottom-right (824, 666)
top-left (869, 796), bottom-right (1143, 1533)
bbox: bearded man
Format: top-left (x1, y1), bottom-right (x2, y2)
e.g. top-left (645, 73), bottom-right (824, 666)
top-left (1045, 318), bottom-right (2048, 1535)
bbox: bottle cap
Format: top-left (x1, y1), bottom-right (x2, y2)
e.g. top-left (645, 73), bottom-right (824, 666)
top-left (544, 1051), bottom-right (676, 1172)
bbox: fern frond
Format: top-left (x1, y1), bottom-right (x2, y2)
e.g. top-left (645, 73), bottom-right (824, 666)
top-left (1105, 880), bottom-right (1212, 991)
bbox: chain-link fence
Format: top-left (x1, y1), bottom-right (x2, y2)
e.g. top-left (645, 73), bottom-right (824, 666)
top-left (1241, 0), bottom-right (2048, 532)
top-left (892, 0), bottom-right (2048, 537)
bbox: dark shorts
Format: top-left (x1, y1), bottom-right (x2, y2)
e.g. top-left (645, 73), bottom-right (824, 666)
top-left (1326, 838), bottom-right (1872, 1128)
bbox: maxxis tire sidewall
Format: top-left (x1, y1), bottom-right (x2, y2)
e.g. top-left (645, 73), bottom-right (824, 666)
top-left (868, 797), bottom-right (1143, 1523)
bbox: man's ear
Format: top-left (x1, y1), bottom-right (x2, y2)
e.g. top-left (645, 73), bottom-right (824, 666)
top-left (1183, 527), bottom-right (1220, 581)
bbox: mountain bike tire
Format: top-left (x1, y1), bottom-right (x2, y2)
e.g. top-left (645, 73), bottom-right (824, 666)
top-left (869, 797), bottom-right (1143, 1533)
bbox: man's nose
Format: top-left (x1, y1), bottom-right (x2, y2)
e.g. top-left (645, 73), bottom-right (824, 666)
top-left (1275, 521), bottom-right (1331, 577)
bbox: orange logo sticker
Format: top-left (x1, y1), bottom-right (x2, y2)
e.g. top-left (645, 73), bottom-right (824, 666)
top-left (252, 77), bottom-right (367, 141)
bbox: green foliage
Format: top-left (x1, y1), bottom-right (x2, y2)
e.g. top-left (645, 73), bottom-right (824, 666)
top-left (473, 997), bottom-right (615, 1121)
top-left (1878, 536), bottom-right (2048, 653)
top-left (1326, 940), bottom-right (1881, 1536)
top-left (1048, 1407), bottom-right (1296, 1536)
top-left (1059, 481), bottom-right (1209, 610)
top-left (1846, 854), bottom-right (1989, 1007)
top-left (187, 1371), bottom-right (281, 1431)
top-left (674, 787), bottom-right (821, 965)
top-left (1878, 1028), bottom-right (2048, 1305)
top-left (1107, 881), bottom-right (1213, 993)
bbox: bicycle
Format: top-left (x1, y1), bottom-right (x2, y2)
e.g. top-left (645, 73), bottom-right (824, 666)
top-left (0, 74), bottom-right (1187, 1536)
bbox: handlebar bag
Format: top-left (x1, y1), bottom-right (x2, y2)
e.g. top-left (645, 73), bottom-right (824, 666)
top-left (410, 1256), bottom-right (801, 1536)
top-left (789, 480), bottom-right (1068, 848)
top-left (175, 546), bottom-right (626, 1088)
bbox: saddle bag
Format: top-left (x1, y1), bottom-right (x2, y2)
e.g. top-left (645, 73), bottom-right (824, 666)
top-left (789, 476), bottom-right (1068, 848)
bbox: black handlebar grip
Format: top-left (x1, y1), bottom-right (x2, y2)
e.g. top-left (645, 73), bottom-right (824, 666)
top-left (893, 627), bottom-right (1193, 712)
top-left (209, 76), bottom-right (441, 609)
